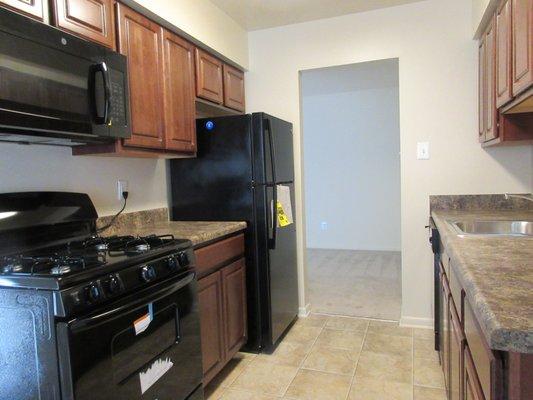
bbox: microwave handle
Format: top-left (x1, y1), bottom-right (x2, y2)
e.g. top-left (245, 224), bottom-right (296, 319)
top-left (69, 272), bottom-right (195, 331)
top-left (90, 62), bottom-right (111, 125)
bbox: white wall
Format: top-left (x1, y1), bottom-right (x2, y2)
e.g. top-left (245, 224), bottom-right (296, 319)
top-left (472, 0), bottom-right (499, 38)
top-left (246, 0), bottom-right (533, 326)
top-left (302, 61), bottom-right (401, 251)
top-left (133, 0), bottom-right (249, 68)
top-left (0, 145), bottom-right (168, 217)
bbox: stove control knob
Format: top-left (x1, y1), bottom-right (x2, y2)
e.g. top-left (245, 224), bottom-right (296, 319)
top-left (108, 275), bottom-right (122, 294)
top-left (167, 256), bottom-right (179, 270)
top-left (141, 265), bottom-right (156, 282)
top-left (177, 251), bottom-right (189, 267)
top-left (87, 284), bottom-right (101, 302)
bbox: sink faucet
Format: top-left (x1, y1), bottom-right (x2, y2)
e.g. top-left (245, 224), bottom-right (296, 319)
top-left (504, 193), bottom-right (533, 203)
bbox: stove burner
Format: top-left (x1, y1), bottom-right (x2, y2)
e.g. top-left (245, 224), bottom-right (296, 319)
top-left (51, 265), bottom-right (72, 275)
top-left (0, 234), bottom-right (179, 277)
top-left (1, 257), bottom-right (24, 274)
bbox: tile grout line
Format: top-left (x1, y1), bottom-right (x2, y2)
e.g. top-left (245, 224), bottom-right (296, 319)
top-left (280, 317), bottom-right (329, 399)
top-left (343, 320), bottom-right (370, 400)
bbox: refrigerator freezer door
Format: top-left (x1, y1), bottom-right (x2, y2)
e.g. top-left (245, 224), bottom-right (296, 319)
top-left (170, 116), bottom-right (254, 221)
top-left (253, 114), bottom-right (295, 185)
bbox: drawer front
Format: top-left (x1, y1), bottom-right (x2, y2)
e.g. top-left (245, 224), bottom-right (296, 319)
top-left (464, 296), bottom-right (501, 400)
top-left (195, 234), bottom-right (245, 277)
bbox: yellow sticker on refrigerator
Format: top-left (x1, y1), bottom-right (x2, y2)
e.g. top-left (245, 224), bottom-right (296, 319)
top-left (276, 201), bottom-right (291, 227)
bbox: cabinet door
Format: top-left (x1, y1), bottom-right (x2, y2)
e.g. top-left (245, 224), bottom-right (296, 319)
top-left (221, 258), bottom-right (247, 359)
top-left (496, 0), bottom-right (513, 107)
top-left (479, 34), bottom-right (487, 142)
top-left (449, 300), bottom-right (465, 400)
top-left (52, 0), bottom-right (115, 48)
top-left (440, 266), bottom-right (451, 394)
top-left (195, 48), bottom-right (223, 104)
top-left (162, 29), bottom-right (196, 153)
top-left (485, 19), bottom-right (498, 141)
top-left (116, 4), bottom-right (165, 149)
top-left (0, 0), bottom-right (47, 21)
top-left (512, 0), bottom-right (533, 96)
top-left (223, 64), bottom-right (245, 112)
top-left (465, 347), bottom-right (486, 400)
top-left (198, 272), bottom-right (225, 384)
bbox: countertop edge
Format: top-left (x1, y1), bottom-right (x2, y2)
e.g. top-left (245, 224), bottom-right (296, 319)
top-left (431, 210), bottom-right (533, 354)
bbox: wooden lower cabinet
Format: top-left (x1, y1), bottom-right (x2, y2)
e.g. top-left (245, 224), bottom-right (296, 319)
top-left (222, 259), bottom-right (247, 356)
top-left (198, 271), bottom-right (225, 383)
top-left (196, 238), bottom-right (247, 385)
top-left (465, 346), bottom-right (486, 400)
top-left (449, 301), bottom-right (465, 400)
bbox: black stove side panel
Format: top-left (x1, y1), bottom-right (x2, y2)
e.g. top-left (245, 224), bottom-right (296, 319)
top-left (0, 287), bottom-right (60, 399)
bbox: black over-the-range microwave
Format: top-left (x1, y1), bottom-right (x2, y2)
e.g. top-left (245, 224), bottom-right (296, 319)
top-left (0, 7), bottom-right (131, 146)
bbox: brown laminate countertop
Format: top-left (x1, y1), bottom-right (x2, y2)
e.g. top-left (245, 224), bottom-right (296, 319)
top-left (431, 210), bottom-right (533, 353)
top-left (122, 221), bottom-right (247, 247)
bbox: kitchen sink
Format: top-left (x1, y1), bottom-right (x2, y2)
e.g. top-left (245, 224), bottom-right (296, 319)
top-left (448, 220), bottom-right (533, 237)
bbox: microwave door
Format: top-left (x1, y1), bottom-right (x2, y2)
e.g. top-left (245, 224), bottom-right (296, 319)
top-left (0, 30), bottom-right (108, 138)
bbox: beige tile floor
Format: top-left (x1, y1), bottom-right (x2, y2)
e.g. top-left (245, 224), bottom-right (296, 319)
top-left (204, 314), bottom-right (446, 400)
top-left (306, 249), bottom-right (402, 320)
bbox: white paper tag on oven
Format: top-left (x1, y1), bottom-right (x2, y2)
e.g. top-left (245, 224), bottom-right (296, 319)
top-left (139, 357), bottom-right (174, 394)
top-left (134, 303), bottom-right (154, 335)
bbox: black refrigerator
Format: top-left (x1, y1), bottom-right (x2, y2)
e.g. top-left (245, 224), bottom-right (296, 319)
top-left (169, 113), bottom-right (298, 352)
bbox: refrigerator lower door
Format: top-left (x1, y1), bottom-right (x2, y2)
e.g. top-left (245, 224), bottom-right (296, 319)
top-left (264, 182), bottom-right (299, 349)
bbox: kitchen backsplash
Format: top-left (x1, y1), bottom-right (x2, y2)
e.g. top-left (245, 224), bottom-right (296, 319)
top-left (430, 194), bottom-right (533, 211)
top-left (97, 208), bottom-right (169, 236)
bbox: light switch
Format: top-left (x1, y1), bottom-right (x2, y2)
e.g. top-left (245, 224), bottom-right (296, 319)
top-left (417, 142), bottom-right (430, 160)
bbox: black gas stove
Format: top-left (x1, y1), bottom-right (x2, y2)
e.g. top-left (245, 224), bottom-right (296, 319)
top-left (0, 192), bottom-right (203, 400)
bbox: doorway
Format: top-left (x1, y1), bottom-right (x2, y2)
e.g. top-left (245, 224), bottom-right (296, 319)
top-left (300, 59), bottom-right (401, 321)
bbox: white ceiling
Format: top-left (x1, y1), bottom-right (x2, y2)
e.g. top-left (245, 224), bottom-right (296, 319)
top-left (209, 0), bottom-right (427, 31)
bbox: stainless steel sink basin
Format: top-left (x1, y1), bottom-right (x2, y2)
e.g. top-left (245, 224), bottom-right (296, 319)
top-left (448, 220), bottom-right (533, 237)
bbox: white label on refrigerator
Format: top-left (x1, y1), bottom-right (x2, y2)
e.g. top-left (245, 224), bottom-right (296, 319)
top-left (276, 185), bottom-right (293, 227)
top-left (139, 357), bottom-right (174, 394)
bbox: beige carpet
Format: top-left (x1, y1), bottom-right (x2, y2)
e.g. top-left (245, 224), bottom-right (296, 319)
top-left (306, 249), bottom-right (402, 321)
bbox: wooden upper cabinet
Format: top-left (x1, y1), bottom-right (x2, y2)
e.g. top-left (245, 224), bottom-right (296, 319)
top-left (485, 18), bottom-right (498, 141)
top-left (51, 0), bottom-right (115, 48)
top-left (512, 0), bottom-right (533, 96)
top-left (496, 0), bottom-right (513, 107)
top-left (0, 0), bottom-right (47, 21)
top-left (116, 3), bottom-right (165, 150)
top-left (162, 30), bottom-right (196, 153)
top-left (195, 48), bottom-right (224, 104)
top-left (479, 35), bottom-right (487, 142)
top-left (223, 64), bottom-right (245, 112)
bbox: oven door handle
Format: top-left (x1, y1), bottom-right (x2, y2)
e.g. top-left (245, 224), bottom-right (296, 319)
top-left (70, 272), bottom-right (195, 331)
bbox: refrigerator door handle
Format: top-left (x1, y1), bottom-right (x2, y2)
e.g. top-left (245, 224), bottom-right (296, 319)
top-left (265, 118), bottom-right (278, 250)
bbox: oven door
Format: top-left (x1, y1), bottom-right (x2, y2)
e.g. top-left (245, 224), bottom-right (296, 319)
top-left (56, 272), bottom-right (203, 400)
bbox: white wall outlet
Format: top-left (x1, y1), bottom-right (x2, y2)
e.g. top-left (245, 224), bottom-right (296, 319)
top-left (117, 180), bottom-right (129, 200)
top-left (320, 222), bottom-right (328, 231)
top-left (417, 142), bottom-right (430, 160)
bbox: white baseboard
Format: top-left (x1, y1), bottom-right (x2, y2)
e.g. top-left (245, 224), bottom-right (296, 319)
top-left (298, 303), bottom-right (311, 317)
top-left (399, 316), bottom-right (433, 329)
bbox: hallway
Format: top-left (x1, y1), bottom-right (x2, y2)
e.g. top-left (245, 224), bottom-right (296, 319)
top-left (306, 249), bottom-right (402, 321)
